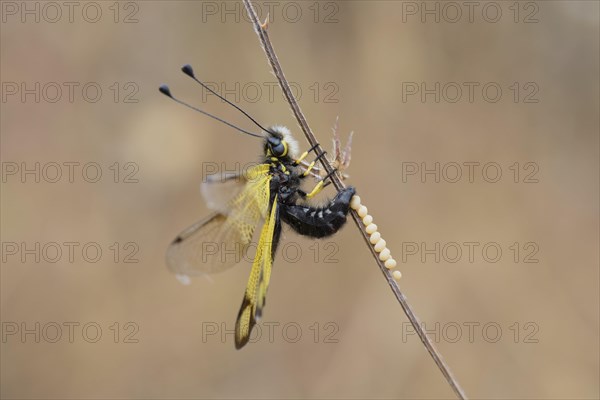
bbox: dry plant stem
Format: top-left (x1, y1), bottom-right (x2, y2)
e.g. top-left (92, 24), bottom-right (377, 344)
top-left (242, 1), bottom-right (467, 399)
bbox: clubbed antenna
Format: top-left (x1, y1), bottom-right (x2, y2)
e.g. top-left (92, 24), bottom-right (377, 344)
top-left (181, 64), bottom-right (272, 134)
top-left (158, 84), bottom-right (263, 138)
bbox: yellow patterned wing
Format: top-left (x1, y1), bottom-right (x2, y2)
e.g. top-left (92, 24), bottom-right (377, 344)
top-left (235, 195), bottom-right (278, 349)
top-left (166, 164), bottom-right (272, 279)
top-left (224, 164), bottom-right (272, 245)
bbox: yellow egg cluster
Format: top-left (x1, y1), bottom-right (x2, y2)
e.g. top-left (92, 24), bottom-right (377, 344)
top-left (350, 195), bottom-right (401, 281)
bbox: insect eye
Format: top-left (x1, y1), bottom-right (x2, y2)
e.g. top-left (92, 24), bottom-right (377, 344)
top-left (267, 136), bottom-right (288, 157)
top-left (271, 142), bottom-right (286, 157)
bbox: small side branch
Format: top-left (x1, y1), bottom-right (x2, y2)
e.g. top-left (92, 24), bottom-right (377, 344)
top-left (242, 1), bottom-right (467, 399)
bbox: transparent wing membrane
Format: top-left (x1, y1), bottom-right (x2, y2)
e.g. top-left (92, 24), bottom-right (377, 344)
top-left (166, 164), bottom-right (272, 278)
top-left (201, 171), bottom-right (248, 215)
top-left (166, 213), bottom-right (247, 276)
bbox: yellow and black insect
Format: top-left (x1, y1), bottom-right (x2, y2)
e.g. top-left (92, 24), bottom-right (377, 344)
top-left (160, 65), bottom-right (355, 349)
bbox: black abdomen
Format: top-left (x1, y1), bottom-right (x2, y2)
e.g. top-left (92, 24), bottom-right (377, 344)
top-left (280, 187), bottom-right (356, 238)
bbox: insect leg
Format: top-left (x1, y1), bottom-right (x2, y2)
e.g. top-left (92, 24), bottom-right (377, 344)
top-left (292, 143), bottom-right (320, 166)
top-left (301, 151), bottom-right (328, 178)
top-left (303, 167), bottom-right (338, 199)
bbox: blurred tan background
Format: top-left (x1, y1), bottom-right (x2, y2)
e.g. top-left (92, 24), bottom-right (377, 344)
top-left (1, 1), bottom-right (598, 399)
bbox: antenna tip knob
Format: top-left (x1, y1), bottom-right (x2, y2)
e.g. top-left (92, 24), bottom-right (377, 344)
top-left (181, 64), bottom-right (195, 78)
top-left (159, 84), bottom-right (172, 97)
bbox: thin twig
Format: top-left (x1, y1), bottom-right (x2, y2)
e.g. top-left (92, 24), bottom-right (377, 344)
top-left (241, 1), bottom-right (467, 399)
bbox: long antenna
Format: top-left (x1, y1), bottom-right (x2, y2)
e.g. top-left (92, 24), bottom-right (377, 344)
top-left (181, 64), bottom-right (272, 134)
top-left (158, 84), bottom-right (263, 138)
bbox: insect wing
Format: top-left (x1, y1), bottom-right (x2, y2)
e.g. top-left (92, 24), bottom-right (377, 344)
top-left (201, 171), bottom-right (248, 215)
top-left (166, 212), bottom-right (246, 276)
top-left (166, 164), bottom-right (272, 279)
top-left (235, 196), bottom-right (278, 349)
top-left (220, 164), bottom-right (271, 245)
